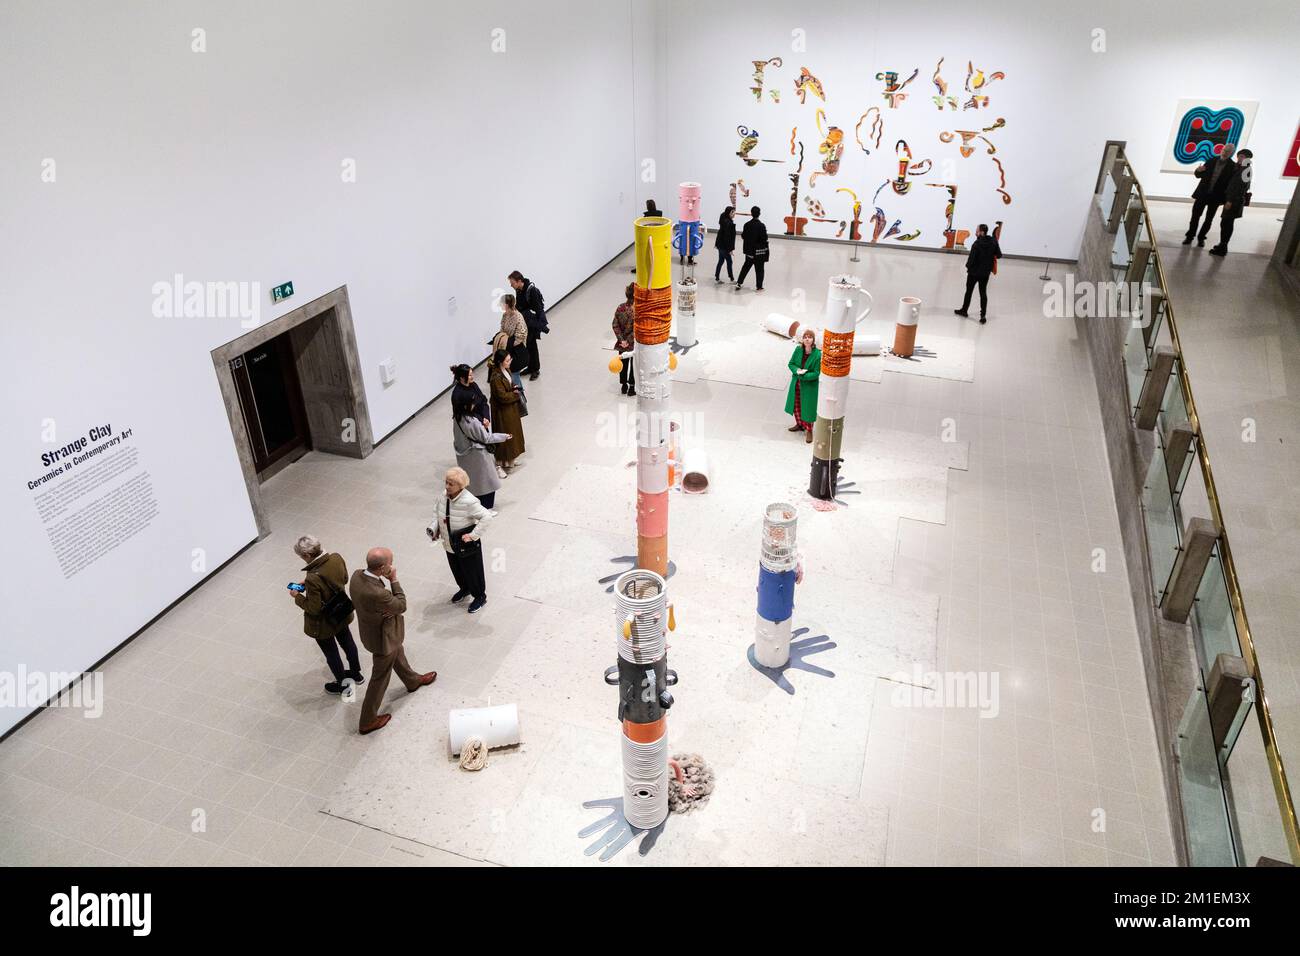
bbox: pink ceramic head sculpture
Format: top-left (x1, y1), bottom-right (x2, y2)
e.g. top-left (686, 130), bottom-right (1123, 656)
top-left (678, 182), bottom-right (702, 223)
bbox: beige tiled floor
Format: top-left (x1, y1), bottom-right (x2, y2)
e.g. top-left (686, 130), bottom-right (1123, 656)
top-left (0, 238), bottom-right (1175, 865)
top-left (1146, 199), bottom-right (1284, 258)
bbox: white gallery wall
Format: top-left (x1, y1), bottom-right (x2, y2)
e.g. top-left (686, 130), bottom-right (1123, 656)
top-left (654, 0), bottom-right (1299, 260)
top-left (0, 0), bottom-right (639, 734)
top-left (1094, 0), bottom-right (1300, 204)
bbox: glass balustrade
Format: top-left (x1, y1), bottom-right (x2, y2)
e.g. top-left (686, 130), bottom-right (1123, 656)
top-left (1176, 684), bottom-right (1240, 866)
top-left (1192, 547), bottom-right (1238, 672)
top-left (1141, 436), bottom-right (1181, 604)
top-left (1101, 148), bottom-right (1296, 866)
top-left (1226, 725), bottom-right (1294, 866)
top-left (1122, 323), bottom-right (1148, 414)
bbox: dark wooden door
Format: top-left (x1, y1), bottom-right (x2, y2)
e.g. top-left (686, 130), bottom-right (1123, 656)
top-left (230, 333), bottom-right (311, 475)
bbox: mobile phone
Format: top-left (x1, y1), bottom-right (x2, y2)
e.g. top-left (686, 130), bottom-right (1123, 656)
top-left (287, 583), bottom-right (306, 593)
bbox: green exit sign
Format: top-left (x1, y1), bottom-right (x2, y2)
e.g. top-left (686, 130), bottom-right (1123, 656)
top-left (272, 281), bottom-right (294, 303)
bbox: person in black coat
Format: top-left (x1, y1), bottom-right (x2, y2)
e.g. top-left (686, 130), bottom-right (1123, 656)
top-left (953, 224), bottom-right (1002, 324)
top-left (631, 200), bottom-right (665, 273)
top-left (450, 365), bottom-right (491, 426)
top-left (1182, 144), bottom-right (1236, 247)
top-left (507, 270), bottom-right (547, 381)
top-left (735, 206), bottom-right (769, 292)
top-left (1210, 149), bottom-right (1253, 257)
top-left (714, 206), bottom-right (737, 283)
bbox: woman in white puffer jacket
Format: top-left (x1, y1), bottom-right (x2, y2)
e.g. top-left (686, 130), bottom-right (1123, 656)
top-left (426, 467), bottom-right (494, 614)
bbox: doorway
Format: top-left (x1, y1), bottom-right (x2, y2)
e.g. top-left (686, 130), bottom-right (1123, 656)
top-left (211, 286), bottom-right (373, 537)
top-left (230, 333), bottom-right (311, 478)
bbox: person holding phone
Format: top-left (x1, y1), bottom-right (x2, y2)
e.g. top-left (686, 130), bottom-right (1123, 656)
top-left (453, 392), bottom-right (510, 508)
top-left (290, 535), bottom-right (363, 695)
top-left (427, 467), bottom-right (493, 614)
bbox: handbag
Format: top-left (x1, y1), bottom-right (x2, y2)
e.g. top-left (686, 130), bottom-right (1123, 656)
top-left (309, 562), bottom-right (354, 633)
top-left (517, 385), bottom-right (529, 418)
top-left (447, 498), bottom-right (482, 556)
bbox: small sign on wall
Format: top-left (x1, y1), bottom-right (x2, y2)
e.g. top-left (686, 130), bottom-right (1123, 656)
top-left (272, 281), bottom-right (295, 304)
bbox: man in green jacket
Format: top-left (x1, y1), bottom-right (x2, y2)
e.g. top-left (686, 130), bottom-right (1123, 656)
top-left (292, 535), bottom-right (364, 695)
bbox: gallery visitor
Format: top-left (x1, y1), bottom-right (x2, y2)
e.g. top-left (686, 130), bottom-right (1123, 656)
top-left (427, 467), bottom-right (493, 615)
top-left (348, 546), bottom-right (436, 736)
top-left (1210, 149), bottom-right (1253, 257)
top-left (495, 293), bottom-right (529, 386)
top-left (291, 535), bottom-right (364, 695)
top-left (508, 270), bottom-right (548, 381)
top-left (452, 392), bottom-right (510, 509)
top-left (487, 349), bottom-right (526, 473)
top-left (1182, 143), bottom-right (1236, 248)
top-left (612, 282), bottom-right (636, 395)
top-left (784, 328), bottom-right (820, 444)
top-left (631, 200), bottom-right (664, 272)
top-left (714, 205), bottom-right (737, 283)
top-left (450, 363), bottom-right (491, 427)
top-left (953, 223), bottom-right (1002, 324)
top-left (735, 205), bottom-right (768, 292)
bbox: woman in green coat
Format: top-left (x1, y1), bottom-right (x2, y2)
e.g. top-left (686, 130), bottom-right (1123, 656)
top-left (784, 329), bottom-right (820, 443)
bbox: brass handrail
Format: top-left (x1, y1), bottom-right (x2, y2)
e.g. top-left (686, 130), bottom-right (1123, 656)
top-left (1120, 154), bottom-right (1300, 864)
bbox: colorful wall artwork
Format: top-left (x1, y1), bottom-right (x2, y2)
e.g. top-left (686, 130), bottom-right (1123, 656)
top-left (750, 57), bottom-right (783, 102)
top-left (1282, 120), bottom-right (1300, 179)
top-left (1160, 99), bottom-right (1259, 173)
top-left (733, 51), bottom-right (1012, 252)
top-left (793, 67), bottom-right (825, 104)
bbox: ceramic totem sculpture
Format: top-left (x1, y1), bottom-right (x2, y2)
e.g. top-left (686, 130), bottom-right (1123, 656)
top-left (892, 296), bottom-right (921, 358)
top-left (809, 276), bottom-right (872, 499)
top-left (632, 216), bottom-right (675, 575)
top-left (605, 568), bottom-right (678, 830)
top-left (672, 182), bottom-right (704, 263)
top-left (754, 503), bottom-right (799, 667)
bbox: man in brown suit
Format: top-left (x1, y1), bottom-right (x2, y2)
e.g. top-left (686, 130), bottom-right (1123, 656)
top-left (348, 547), bottom-right (436, 735)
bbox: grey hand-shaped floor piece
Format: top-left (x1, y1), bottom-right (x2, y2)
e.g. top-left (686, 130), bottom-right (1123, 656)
top-left (598, 555), bottom-right (678, 593)
top-left (578, 797), bottom-right (666, 862)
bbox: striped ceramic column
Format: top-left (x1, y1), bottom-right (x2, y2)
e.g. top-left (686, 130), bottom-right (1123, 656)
top-left (754, 502), bottom-right (799, 667)
top-left (605, 568), bottom-right (677, 830)
top-left (672, 182), bottom-right (704, 262)
top-left (892, 296), bottom-right (921, 357)
top-left (809, 275), bottom-right (869, 499)
top-left (674, 183), bottom-right (702, 348)
top-left (633, 216), bottom-right (674, 576)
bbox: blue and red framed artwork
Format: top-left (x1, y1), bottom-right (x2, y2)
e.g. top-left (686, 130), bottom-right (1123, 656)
top-left (1161, 99), bottom-right (1258, 173)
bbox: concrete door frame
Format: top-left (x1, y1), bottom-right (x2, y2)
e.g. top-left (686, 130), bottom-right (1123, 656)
top-left (210, 286), bottom-right (373, 538)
